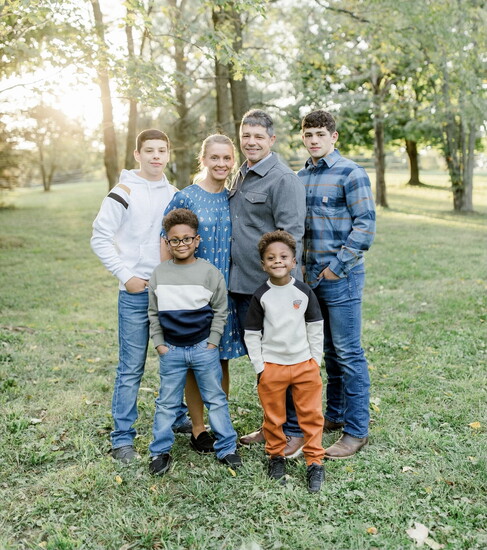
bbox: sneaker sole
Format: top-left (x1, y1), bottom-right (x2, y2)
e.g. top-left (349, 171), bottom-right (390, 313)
top-left (150, 457), bottom-right (173, 476)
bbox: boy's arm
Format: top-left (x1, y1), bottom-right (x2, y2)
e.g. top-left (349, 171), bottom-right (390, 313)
top-left (208, 273), bottom-right (228, 348)
top-left (305, 290), bottom-right (324, 366)
top-left (244, 295), bottom-right (265, 374)
top-left (148, 272), bottom-right (165, 349)
top-left (90, 188), bottom-right (134, 285)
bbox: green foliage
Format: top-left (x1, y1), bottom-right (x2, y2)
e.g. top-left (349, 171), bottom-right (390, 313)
top-left (0, 176), bottom-right (486, 549)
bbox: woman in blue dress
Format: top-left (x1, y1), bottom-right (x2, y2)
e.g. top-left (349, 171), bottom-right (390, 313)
top-left (162, 134), bottom-right (245, 453)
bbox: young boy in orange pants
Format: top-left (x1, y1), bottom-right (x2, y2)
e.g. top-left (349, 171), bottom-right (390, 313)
top-left (244, 231), bottom-right (325, 492)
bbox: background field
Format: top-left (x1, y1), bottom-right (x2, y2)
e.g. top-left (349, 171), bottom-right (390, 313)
top-left (0, 173), bottom-right (486, 550)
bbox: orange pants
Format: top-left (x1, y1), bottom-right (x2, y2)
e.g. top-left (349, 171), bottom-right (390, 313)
top-left (257, 358), bottom-right (324, 465)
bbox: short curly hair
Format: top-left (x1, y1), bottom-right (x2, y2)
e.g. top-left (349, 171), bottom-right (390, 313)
top-left (258, 230), bottom-right (296, 259)
top-left (301, 110), bottom-right (336, 134)
top-left (163, 208), bottom-right (199, 234)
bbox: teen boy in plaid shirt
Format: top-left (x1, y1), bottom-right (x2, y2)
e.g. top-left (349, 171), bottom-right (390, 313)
top-left (298, 110), bottom-right (376, 459)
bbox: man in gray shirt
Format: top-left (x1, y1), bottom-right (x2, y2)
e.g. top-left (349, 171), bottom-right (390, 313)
top-left (228, 109), bottom-right (307, 457)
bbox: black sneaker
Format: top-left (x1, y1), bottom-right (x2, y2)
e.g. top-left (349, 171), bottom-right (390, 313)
top-left (190, 431), bottom-right (215, 454)
top-left (219, 452), bottom-right (242, 469)
top-left (111, 445), bottom-right (141, 464)
top-left (173, 416), bottom-right (193, 434)
top-left (149, 453), bottom-right (172, 476)
top-left (268, 456), bottom-right (286, 485)
top-left (307, 463), bottom-right (324, 493)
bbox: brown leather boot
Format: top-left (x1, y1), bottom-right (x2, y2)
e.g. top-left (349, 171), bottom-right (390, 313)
top-left (323, 418), bottom-right (345, 433)
top-left (324, 434), bottom-right (368, 460)
top-left (239, 427), bottom-right (265, 445)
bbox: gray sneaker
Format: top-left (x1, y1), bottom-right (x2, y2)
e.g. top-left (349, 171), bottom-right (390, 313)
top-left (173, 416), bottom-right (193, 434)
top-left (111, 445), bottom-right (141, 464)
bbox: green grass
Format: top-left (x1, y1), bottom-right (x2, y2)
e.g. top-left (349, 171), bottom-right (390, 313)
top-left (1, 173), bottom-right (486, 550)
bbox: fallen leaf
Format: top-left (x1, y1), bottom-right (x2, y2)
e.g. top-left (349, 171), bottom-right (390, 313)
top-left (86, 368), bottom-right (95, 373)
top-left (406, 522), bottom-right (429, 546)
top-left (424, 486), bottom-right (433, 494)
top-left (424, 537), bottom-right (444, 549)
top-left (52, 366), bottom-right (61, 371)
top-left (371, 403), bottom-right (380, 413)
top-left (30, 418), bottom-right (43, 424)
top-left (468, 421), bottom-right (481, 430)
top-left (402, 466), bottom-right (415, 473)
top-left (366, 526), bottom-right (378, 535)
top-left (115, 475), bottom-right (123, 484)
top-left (228, 467), bottom-right (237, 477)
top-left (345, 465), bottom-right (354, 473)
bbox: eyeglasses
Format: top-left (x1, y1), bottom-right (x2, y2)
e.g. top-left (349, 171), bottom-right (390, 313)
top-left (167, 236), bottom-right (198, 247)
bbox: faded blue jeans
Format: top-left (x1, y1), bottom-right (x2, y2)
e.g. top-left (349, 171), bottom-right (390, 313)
top-left (312, 266), bottom-right (370, 438)
top-left (111, 290), bottom-right (188, 449)
top-left (231, 292), bottom-right (303, 438)
top-left (149, 340), bottom-right (237, 459)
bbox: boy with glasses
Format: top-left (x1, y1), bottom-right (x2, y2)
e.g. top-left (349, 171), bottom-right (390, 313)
top-left (147, 208), bottom-right (241, 475)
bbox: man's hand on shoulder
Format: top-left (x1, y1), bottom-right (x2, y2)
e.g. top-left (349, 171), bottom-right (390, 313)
top-left (125, 276), bottom-right (148, 293)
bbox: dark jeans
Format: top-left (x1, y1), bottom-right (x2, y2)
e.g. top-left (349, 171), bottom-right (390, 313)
top-left (231, 292), bottom-right (303, 438)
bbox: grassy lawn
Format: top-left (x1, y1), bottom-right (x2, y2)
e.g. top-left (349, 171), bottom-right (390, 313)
top-left (0, 173), bottom-right (486, 550)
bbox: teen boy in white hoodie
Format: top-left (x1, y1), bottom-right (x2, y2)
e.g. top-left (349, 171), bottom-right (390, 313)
top-left (91, 129), bottom-right (191, 463)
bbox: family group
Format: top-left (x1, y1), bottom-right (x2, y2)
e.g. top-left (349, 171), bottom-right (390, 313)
top-left (90, 109), bottom-right (376, 493)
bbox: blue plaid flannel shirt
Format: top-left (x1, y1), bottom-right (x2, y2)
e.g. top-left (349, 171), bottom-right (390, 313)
top-left (297, 149), bottom-right (376, 288)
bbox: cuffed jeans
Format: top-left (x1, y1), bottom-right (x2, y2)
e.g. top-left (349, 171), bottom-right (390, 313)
top-left (149, 340), bottom-right (237, 459)
top-left (111, 290), bottom-right (188, 448)
top-left (231, 292), bottom-right (303, 438)
top-left (312, 266), bottom-right (370, 438)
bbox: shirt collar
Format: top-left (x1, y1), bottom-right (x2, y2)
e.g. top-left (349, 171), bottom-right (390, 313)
top-left (243, 152), bottom-right (273, 174)
top-left (304, 148), bottom-right (341, 170)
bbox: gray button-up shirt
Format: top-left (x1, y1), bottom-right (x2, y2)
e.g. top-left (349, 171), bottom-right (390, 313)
top-left (228, 152), bottom-right (306, 295)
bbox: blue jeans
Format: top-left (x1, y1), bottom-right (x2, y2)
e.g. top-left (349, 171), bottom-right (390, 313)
top-left (111, 290), bottom-right (188, 448)
top-left (149, 340), bottom-right (237, 459)
top-left (313, 266), bottom-right (370, 438)
top-left (231, 292), bottom-right (303, 438)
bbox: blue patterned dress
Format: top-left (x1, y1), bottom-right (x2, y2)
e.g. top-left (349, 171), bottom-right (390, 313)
top-left (163, 184), bottom-right (245, 360)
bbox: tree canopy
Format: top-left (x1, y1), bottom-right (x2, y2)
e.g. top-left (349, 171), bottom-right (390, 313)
top-left (0, 0), bottom-right (485, 210)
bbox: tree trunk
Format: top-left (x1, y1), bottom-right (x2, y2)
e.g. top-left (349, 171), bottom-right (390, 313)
top-left (124, 12), bottom-right (137, 170)
top-left (38, 144), bottom-right (49, 191)
top-left (374, 117), bottom-right (387, 207)
top-left (371, 69), bottom-right (388, 207)
top-left (212, 9), bottom-right (233, 138)
top-left (405, 139), bottom-right (422, 186)
top-left (463, 121), bottom-right (476, 212)
top-left (228, 7), bottom-right (250, 164)
top-left (91, 0), bottom-right (119, 190)
top-left (171, 0), bottom-right (192, 189)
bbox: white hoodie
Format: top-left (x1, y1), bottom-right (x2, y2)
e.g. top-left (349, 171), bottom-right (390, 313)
top-left (91, 169), bottom-right (177, 290)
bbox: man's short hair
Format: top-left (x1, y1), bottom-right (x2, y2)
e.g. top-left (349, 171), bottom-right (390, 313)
top-left (136, 129), bottom-right (170, 152)
top-left (240, 109), bottom-right (274, 137)
top-left (258, 230), bottom-right (296, 259)
top-left (163, 208), bottom-right (199, 234)
top-left (301, 110), bottom-right (336, 134)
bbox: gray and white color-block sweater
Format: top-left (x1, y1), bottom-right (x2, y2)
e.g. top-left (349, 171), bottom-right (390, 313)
top-left (148, 258), bottom-right (228, 349)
